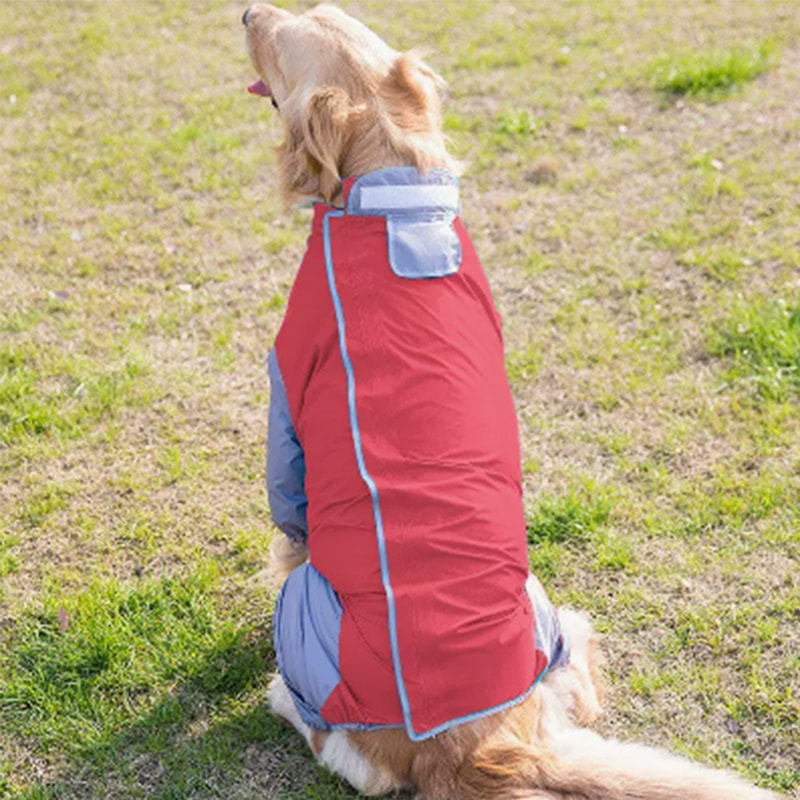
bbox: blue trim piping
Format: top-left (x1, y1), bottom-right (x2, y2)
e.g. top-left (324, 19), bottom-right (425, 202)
top-left (309, 662), bottom-right (553, 738)
top-left (321, 210), bottom-right (417, 737)
top-left (404, 666), bottom-right (550, 740)
top-left (321, 204), bottom-right (547, 741)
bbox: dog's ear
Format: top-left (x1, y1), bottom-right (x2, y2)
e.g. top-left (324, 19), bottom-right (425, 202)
top-left (299, 87), bottom-right (357, 202)
top-left (276, 123), bottom-right (324, 206)
top-left (380, 52), bottom-right (444, 133)
top-left (378, 52), bottom-right (460, 175)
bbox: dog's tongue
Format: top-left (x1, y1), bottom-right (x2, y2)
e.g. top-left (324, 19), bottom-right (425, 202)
top-left (247, 79), bottom-right (272, 98)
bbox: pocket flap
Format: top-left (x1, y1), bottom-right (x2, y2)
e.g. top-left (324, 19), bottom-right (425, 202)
top-left (386, 215), bottom-right (462, 279)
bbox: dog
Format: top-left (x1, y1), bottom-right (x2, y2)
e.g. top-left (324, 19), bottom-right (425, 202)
top-left (242, 5), bottom-right (779, 798)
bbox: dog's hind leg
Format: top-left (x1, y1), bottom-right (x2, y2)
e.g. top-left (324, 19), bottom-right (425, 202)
top-left (267, 673), bottom-right (311, 739)
top-left (317, 732), bottom-right (401, 796)
top-left (526, 575), bottom-right (603, 726)
top-left (267, 674), bottom-right (399, 796)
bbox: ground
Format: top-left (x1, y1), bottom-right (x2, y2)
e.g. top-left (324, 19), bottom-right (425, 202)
top-left (1, 0), bottom-right (799, 798)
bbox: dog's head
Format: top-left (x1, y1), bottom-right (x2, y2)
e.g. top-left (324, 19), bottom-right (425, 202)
top-left (242, 4), bottom-right (457, 205)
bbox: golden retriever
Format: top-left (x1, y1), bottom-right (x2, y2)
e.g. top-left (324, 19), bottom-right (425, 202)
top-left (242, 5), bottom-right (778, 798)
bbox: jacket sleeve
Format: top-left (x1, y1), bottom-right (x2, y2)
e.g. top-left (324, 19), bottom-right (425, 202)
top-left (267, 348), bottom-right (308, 543)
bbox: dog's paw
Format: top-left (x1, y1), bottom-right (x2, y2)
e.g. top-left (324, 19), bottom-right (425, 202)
top-left (557, 608), bottom-right (604, 724)
top-left (267, 673), bottom-right (307, 733)
top-left (265, 537), bottom-right (310, 592)
top-left (267, 674), bottom-right (399, 795)
top-left (318, 732), bottom-right (400, 796)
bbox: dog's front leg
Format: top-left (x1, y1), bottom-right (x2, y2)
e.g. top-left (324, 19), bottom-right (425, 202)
top-left (266, 536), bottom-right (309, 590)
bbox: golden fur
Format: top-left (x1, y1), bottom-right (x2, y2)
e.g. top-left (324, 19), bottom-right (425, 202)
top-left (264, 535), bottom-right (308, 593)
top-left (244, 3), bottom-right (458, 206)
top-left (244, 5), bottom-right (778, 798)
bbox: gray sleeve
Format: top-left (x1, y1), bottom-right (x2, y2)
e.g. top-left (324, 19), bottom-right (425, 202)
top-left (267, 348), bottom-right (308, 543)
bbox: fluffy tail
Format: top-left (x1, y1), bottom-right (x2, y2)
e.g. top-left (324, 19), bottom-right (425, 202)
top-left (471, 725), bottom-right (778, 800)
top-left (540, 726), bottom-right (777, 800)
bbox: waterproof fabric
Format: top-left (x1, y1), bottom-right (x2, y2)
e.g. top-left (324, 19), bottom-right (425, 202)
top-left (274, 562), bottom-right (567, 734)
top-left (268, 167), bottom-right (562, 740)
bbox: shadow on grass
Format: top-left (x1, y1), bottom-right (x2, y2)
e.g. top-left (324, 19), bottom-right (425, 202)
top-left (0, 574), bottom-right (360, 800)
top-left (6, 629), bottom-right (359, 800)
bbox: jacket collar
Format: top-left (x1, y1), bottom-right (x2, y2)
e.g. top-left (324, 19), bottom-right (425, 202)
top-left (311, 167), bottom-right (459, 234)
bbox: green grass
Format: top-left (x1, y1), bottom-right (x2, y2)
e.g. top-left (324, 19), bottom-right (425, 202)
top-left (0, 568), bottom-right (278, 798)
top-left (506, 343), bottom-right (541, 384)
top-left (1, 568), bottom-right (224, 748)
top-left (708, 296), bottom-right (800, 401)
top-left (0, 534), bottom-right (18, 581)
top-left (526, 485), bottom-right (612, 546)
top-left (0, 343), bottom-right (152, 446)
top-left (650, 42), bottom-right (775, 98)
top-left (525, 486), bottom-right (622, 579)
top-left (2, 0), bottom-right (800, 797)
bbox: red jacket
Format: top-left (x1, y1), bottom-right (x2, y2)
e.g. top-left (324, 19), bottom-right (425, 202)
top-left (270, 168), bottom-right (549, 740)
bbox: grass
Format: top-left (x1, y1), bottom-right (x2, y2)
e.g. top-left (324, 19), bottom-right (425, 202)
top-left (1, 0), bottom-right (800, 797)
top-left (708, 296), bottom-right (800, 401)
top-left (1, 567), bottom-right (233, 750)
top-left (0, 343), bottom-right (151, 446)
top-left (649, 41), bottom-right (775, 99)
top-left (526, 485), bottom-right (612, 546)
top-left (525, 484), bottom-right (622, 579)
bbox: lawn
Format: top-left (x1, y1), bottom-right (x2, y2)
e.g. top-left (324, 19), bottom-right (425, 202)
top-left (1, 0), bottom-right (799, 798)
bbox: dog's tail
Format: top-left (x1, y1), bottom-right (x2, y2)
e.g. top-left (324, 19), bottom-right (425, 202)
top-left (544, 725), bottom-right (776, 800)
top-left (469, 725), bottom-right (778, 800)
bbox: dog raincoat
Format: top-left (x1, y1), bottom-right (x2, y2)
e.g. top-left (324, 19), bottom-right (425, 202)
top-left (268, 167), bottom-right (564, 741)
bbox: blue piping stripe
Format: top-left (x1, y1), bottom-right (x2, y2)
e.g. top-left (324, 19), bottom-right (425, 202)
top-left (404, 663), bottom-right (551, 740)
top-left (321, 210), bottom-right (417, 738)
top-left (308, 662), bottom-right (552, 739)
